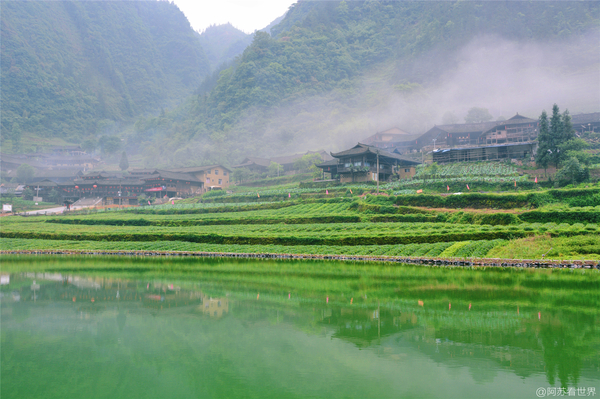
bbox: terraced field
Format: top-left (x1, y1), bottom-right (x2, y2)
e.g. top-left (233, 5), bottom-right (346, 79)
top-left (2, 187), bottom-right (600, 261)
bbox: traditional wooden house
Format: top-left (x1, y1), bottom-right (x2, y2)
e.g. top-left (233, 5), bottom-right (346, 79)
top-left (270, 150), bottom-right (332, 174)
top-left (432, 142), bottom-right (536, 163)
top-left (42, 155), bottom-right (100, 170)
top-left (7, 168), bottom-right (84, 184)
top-left (478, 114), bottom-right (538, 145)
top-left (315, 159), bottom-right (340, 180)
top-left (168, 165), bottom-right (232, 191)
top-left (25, 179), bottom-right (59, 202)
top-left (141, 170), bottom-right (203, 198)
top-left (59, 175), bottom-right (146, 205)
top-left (234, 151), bottom-right (332, 176)
top-left (232, 157), bottom-right (271, 174)
top-left (328, 143), bottom-right (421, 183)
top-left (571, 112), bottom-right (600, 134)
top-left (417, 121), bottom-right (498, 150)
top-left (360, 127), bottom-right (422, 153)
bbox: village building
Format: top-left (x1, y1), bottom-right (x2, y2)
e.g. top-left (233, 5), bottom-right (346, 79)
top-left (326, 143), bottom-right (421, 183)
top-left (232, 157), bottom-right (271, 174)
top-left (169, 165), bottom-right (232, 191)
top-left (432, 142), bottom-right (536, 164)
top-left (417, 121), bottom-right (499, 150)
top-left (360, 127), bottom-right (422, 154)
top-left (140, 170), bottom-right (203, 198)
top-left (7, 168), bottom-right (84, 184)
top-left (571, 112), bottom-right (600, 134)
top-left (41, 155), bottom-right (100, 170)
top-left (234, 151), bottom-right (332, 175)
top-left (478, 114), bottom-right (538, 145)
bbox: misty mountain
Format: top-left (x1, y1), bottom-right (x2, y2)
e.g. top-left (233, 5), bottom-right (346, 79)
top-left (1, 0), bottom-right (210, 148)
top-left (132, 1), bottom-right (599, 167)
top-left (197, 23), bottom-right (252, 71)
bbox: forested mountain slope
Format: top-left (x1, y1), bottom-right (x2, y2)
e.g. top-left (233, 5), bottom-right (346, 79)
top-left (1, 0), bottom-right (210, 149)
top-left (131, 1), bottom-right (599, 167)
top-left (197, 23), bottom-right (252, 71)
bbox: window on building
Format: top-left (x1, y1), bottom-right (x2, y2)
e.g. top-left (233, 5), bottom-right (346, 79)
top-left (218, 179), bottom-right (222, 185)
top-left (405, 168), bottom-right (410, 173)
top-left (223, 171), bottom-right (227, 176)
top-left (215, 169), bottom-right (219, 175)
top-left (344, 162), bottom-right (351, 167)
top-left (354, 161), bottom-right (361, 166)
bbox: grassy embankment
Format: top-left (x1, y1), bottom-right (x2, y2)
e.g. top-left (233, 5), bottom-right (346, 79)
top-left (1, 184), bottom-right (599, 261)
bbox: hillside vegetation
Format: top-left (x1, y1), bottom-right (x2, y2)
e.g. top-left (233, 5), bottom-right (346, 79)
top-left (2, 1), bottom-right (598, 166)
top-left (131, 1), bottom-right (599, 167)
top-left (1, 0), bottom-right (210, 149)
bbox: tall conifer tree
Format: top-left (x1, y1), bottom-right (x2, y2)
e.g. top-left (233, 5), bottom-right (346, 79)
top-left (119, 151), bottom-right (129, 171)
top-left (536, 110), bottom-right (551, 172)
top-left (549, 104), bottom-right (563, 167)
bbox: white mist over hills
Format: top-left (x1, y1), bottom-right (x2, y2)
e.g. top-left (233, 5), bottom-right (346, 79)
top-left (245, 31), bottom-right (600, 156)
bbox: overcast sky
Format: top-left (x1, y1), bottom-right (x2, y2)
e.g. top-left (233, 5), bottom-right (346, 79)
top-left (172, 0), bottom-right (296, 33)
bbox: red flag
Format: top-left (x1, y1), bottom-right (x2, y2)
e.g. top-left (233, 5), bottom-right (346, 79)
top-left (148, 200), bottom-right (151, 205)
top-left (171, 200), bottom-right (174, 205)
top-left (288, 193), bottom-right (291, 198)
top-left (466, 184), bottom-right (470, 190)
top-left (447, 185), bottom-right (450, 191)
top-left (326, 189), bottom-right (329, 195)
top-left (257, 193), bottom-right (260, 198)
top-left (535, 177), bottom-right (538, 183)
top-left (514, 180), bottom-right (517, 187)
top-left (350, 189), bottom-right (353, 194)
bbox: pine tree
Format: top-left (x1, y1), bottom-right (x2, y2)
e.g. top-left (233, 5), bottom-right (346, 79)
top-left (549, 104), bottom-right (563, 167)
top-left (535, 110), bottom-right (551, 172)
top-left (119, 151), bottom-right (129, 171)
top-left (561, 109), bottom-right (575, 142)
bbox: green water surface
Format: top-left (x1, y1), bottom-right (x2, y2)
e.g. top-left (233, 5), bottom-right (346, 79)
top-left (1, 256), bottom-right (599, 398)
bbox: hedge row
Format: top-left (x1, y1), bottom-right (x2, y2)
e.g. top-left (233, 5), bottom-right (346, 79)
top-left (519, 210), bottom-right (600, 225)
top-left (48, 215), bottom-right (362, 227)
top-left (0, 230), bottom-right (530, 246)
top-left (362, 188), bottom-right (600, 209)
top-left (121, 197), bottom-right (352, 215)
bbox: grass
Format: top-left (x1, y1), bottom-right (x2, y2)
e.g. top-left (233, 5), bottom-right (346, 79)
top-left (487, 234), bottom-right (600, 260)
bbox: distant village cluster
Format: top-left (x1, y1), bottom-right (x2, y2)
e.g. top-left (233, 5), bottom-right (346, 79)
top-left (1, 112), bottom-right (598, 206)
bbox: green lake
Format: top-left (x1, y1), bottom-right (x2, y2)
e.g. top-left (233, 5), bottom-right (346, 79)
top-left (1, 256), bottom-right (599, 399)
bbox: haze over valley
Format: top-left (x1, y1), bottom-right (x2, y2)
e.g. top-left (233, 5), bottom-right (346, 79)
top-left (1, 1), bottom-right (599, 167)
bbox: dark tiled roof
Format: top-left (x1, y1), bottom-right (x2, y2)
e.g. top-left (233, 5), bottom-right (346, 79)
top-left (270, 150), bottom-right (331, 165)
top-left (129, 168), bottom-right (158, 174)
top-left (28, 179), bottom-right (58, 187)
top-left (316, 159), bottom-right (339, 167)
top-left (331, 143), bottom-right (421, 165)
top-left (433, 142), bottom-right (534, 153)
top-left (33, 169), bottom-right (83, 178)
top-left (234, 157), bottom-right (271, 168)
top-left (571, 112), bottom-right (600, 124)
top-left (142, 170), bottom-right (201, 183)
top-left (433, 121), bottom-right (498, 134)
top-left (169, 164), bottom-right (232, 173)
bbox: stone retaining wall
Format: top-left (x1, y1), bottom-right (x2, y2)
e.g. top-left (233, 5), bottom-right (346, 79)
top-left (1, 250), bottom-right (598, 269)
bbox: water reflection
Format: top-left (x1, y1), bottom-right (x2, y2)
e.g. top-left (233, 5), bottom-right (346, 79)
top-left (1, 264), bottom-right (599, 399)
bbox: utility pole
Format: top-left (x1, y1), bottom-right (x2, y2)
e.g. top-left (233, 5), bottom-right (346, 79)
top-left (376, 150), bottom-right (380, 194)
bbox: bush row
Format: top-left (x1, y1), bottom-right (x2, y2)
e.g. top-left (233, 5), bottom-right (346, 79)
top-left (519, 210), bottom-right (600, 225)
top-left (49, 215), bottom-right (363, 227)
top-left (1, 230), bottom-right (531, 246)
top-left (362, 188), bottom-right (600, 209)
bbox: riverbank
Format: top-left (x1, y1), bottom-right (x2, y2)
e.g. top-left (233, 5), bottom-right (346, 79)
top-left (2, 250), bottom-right (598, 269)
